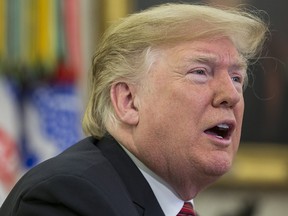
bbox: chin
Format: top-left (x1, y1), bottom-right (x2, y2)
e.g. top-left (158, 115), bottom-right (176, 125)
top-left (207, 164), bottom-right (231, 177)
top-left (203, 155), bottom-right (233, 177)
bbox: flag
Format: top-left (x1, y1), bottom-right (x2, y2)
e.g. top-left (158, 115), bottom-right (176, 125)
top-left (22, 83), bottom-right (83, 168)
top-left (0, 76), bottom-right (21, 205)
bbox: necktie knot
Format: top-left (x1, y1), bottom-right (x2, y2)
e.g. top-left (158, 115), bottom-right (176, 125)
top-left (177, 202), bottom-right (196, 216)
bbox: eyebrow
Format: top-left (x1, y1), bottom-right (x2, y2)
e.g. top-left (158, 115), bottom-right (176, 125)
top-left (187, 53), bottom-right (248, 70)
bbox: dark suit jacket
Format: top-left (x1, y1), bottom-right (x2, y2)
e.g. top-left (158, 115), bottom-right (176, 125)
top-left (0, 135), bottom-right (165, 216)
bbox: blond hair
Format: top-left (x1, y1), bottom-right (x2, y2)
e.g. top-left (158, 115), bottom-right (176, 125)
top-left (82, 3), bottom-right (268, 138)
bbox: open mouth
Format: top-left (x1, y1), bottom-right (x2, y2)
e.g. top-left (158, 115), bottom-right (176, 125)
top-left (204, 123), bottom-right (234, 140)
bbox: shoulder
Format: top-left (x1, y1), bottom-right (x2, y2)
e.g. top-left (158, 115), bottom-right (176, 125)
top-left (22, 136), bottom-right (106, 182)
top-left (15, 136), bottom-right (124, 192)
top-left (0, 136), bottom-right (138, 215)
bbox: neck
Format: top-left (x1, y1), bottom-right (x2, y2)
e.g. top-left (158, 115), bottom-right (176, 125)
top-left (155, 166), bottom-right (219, 201)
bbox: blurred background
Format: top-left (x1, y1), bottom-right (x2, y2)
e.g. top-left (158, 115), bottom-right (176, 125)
top-left (0, 0), bottom-right (287, 215)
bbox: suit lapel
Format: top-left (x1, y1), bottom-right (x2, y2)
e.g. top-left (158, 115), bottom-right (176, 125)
top-left (97, 135), bottom-right (165, 216)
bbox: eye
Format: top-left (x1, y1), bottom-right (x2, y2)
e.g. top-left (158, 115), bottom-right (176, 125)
top-left (230, 68), bottom-right (247, 86)
top-left (231, 74), bottom-right (245, 92)
top-left (231, 76), bottom-right (242, 83)
top-left (192, 69), bottom-right (206, 75)
top-left (186, 67), bottom-right (209, 83)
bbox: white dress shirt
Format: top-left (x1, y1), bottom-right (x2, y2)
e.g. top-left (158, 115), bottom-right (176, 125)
top-left (121, 145), bottom-right (194, 216)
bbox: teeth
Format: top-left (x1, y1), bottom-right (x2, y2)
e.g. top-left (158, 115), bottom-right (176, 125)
top-left (217, 124), bottom-right (229, 130)
top-left (204, 123), bottom-right (232, 140)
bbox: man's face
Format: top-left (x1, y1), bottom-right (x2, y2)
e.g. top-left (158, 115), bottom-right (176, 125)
top-left (132, 37), bottom-right (246, 194)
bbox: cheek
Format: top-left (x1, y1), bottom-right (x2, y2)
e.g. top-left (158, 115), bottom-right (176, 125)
top-left (231, 101), bottom-right (245, 153)
top-left (235, 100), bottom-right (245, 133)
top-left (138, 81), bottom-right (210, 143)
top-left (238, 97), bottom-right (245, 115)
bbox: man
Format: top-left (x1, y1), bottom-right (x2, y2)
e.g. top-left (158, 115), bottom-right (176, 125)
top-left (0, 3), bottom-right (267, 216)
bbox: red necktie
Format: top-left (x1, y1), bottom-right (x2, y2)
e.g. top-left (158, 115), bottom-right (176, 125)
top-left (177, 202), bottom-right (196, 216)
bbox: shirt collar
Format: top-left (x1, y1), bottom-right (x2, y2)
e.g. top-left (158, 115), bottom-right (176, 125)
top-left (121, 145), bottom-right (193, 216)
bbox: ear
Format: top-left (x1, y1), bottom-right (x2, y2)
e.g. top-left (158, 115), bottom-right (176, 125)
top-left (110, 82), bottom-right (139, 126)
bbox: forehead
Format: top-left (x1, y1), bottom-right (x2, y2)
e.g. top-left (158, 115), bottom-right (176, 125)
top-left (160, 38), bottom-right (247, 68)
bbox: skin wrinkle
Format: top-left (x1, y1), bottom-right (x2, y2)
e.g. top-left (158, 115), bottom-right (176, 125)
top-left (127, 38), bottom-right (244, 200)
top-left (0, 4), bottom-right (268, 216)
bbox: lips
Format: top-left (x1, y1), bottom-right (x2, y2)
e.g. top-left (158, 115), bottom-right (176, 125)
top-left (204, 122), bottom-right (235, 140)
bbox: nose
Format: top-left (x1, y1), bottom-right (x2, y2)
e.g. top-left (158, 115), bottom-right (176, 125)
top-left (212, 73), bottom-right (242, 108)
